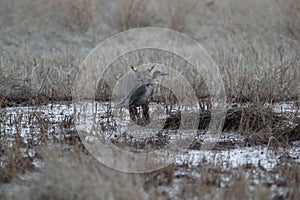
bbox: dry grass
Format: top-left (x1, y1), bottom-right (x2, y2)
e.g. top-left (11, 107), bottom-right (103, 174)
top-left (0, 142), bottom-right (34, 183)
top-left (1, 144), bottom-right (299, 200)
top-left (0, 105), bottom-right (81, 183)
top-left (8, 148), bottom-right (147, 200)
top-left (0, 0), bottom-right (300, 199)
top-left (0, 0), bottom-right (299, 104)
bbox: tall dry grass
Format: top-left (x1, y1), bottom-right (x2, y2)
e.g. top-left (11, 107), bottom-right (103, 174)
top-left (0, 0), bottom-right (299, 105)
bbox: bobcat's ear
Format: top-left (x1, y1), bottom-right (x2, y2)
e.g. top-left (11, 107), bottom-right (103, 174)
top-left (148, 65), bottom-right (155, 72)
top-left (130, 65), bottom-right (137, 72)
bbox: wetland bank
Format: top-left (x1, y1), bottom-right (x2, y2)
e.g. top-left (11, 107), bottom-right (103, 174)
top-left (1, 0), bottom-right (300, 199)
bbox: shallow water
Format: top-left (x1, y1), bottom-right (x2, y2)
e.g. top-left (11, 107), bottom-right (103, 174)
top-left (0, 102), bottom-right (299, 199)
top-left (178, 141), bottom-right (300, 169)
top-left (1, 101), bottom-right (299, 169)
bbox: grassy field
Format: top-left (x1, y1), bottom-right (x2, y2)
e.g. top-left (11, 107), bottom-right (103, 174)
top-left (1, 0), bottom-right (299, 104)
top-left (0, 0), bottom-right (300, 199)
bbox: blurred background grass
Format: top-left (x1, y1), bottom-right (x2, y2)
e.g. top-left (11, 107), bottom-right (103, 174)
top-left (0, 0), bottom-right (299, 105)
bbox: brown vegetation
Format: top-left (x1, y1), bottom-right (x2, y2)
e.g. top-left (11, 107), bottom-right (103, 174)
top-left (0, 0), bottom-right (300, 199)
